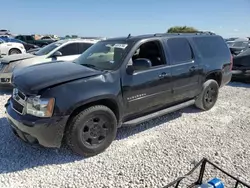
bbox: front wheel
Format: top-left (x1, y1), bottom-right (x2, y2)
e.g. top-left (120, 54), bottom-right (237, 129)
top-left (65, 105), bottom-right (117, 157)
top-left (195, 79), bottom-right (219, 111)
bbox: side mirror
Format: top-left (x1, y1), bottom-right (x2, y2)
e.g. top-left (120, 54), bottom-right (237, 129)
top-left (52, 51), bottom-right (62, 58)
top-left (126, 58), bottom-right (152, 74)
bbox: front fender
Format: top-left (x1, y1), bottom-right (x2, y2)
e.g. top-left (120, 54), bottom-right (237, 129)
top-left (67, 94), bottom-right (121, 115)
top-left (41, 73), bottom-right (123, 117)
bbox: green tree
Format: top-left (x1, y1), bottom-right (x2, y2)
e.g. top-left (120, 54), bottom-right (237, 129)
top-left (167, 26), bottom-right (199, 33)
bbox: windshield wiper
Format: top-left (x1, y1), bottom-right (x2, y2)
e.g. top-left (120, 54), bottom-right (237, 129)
top-left (81, 63), bottom-right (100, 70)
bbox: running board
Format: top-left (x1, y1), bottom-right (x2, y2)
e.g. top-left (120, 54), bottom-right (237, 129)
top-left (122, 99), bottom-right (195, 126)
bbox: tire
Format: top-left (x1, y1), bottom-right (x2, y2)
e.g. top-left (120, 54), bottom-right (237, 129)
top-left (65, 105), bottom-right (117, 157)
top-left (9, 49), bottom-right (21, 55)
top-left (195, 79), bottom-right (219, 111)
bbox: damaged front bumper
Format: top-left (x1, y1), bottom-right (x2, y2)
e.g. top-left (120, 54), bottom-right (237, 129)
top-left (5, 99), bottom-right (69, 148)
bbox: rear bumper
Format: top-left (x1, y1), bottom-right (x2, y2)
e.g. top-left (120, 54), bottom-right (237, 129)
top-left (221, 71), bottom-right (232, 87)
top-left (5, 99), bottom-right (69, 148)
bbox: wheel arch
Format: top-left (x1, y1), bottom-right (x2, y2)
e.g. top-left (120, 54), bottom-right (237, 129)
top-left (8, 48), bottom-right (22, 55)
top-left (66, 95), bottom-right (121, 126)
top-left (63, 96), bottom-right (121, 142)
top-left (205, 70), bottom-right (222, 87)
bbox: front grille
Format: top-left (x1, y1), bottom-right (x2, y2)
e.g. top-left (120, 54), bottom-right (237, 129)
top-left (18, 90), bottom-right (26, 100)
top-left (12, 99), bottom-right (24, 114)
top-left (11, 88), bottom-right (27, 115)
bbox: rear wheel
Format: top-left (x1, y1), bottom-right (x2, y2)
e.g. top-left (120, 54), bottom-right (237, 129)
top-left (195, 79), bottom-right (219, 111)
top-left (9, 49), bottom-right (21, 55)
top-left (65, 105), bottom-right (117, 157)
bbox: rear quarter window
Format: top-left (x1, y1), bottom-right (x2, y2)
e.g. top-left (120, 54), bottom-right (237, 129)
top-left (193, 36), bottom-right (230, 58)
top-left (167, 38), bottom-right (193, 65)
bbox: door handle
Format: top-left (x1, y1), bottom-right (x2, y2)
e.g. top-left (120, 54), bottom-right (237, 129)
top-left (159, 72), bottom-right (168, 79)
top-left (189, 66), bottom-right (196, 72)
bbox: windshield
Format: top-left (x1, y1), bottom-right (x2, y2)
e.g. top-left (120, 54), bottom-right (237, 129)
top-left (34, 41), bottom-right (63, 56)
top-left (74, 40), bottom-right (130, 70)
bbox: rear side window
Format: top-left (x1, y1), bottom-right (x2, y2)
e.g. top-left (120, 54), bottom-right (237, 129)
top-left (26, 36), bottom-right (33, 41)
top-left (193, 36), bottom-right (229, 58)
top-left (78, 43), bottom-right (93, 53)
top-left (167, 38), bottom-right (193, 65)
top-left (58, 43), bottom-right (79, 56)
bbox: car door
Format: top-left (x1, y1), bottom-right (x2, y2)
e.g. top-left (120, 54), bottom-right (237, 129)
top-left (164, 37), bottom-right (200, 102)
top-left (121, 39), bottom-right (173, 119)
top-left (54, 43), bottom-right (81, 61)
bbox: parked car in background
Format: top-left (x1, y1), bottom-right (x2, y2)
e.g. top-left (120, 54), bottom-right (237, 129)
top-left (0, 29), bottom-right (14, 37)
top-left (15, 35), bottom-right (56, 47)
top-left (5, 32), bottom-right (232, 157)
top-left (228, 40), bottom-right (250, 56)
top-left (0, 38), bottom-right (100, 86)
top-left (232, 48), bottom-right (250, 83)
top-left (40, 36), bottom-right (58, 40)
top-left (0, 38), bottom-right (26, 57)
top-left (0, 37), bottom-right (39, 51)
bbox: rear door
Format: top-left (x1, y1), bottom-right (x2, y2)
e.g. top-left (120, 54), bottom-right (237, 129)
top-left (164, 37), bottom-right (201, 102)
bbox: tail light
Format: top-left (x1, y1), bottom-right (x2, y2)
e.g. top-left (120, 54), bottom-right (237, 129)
top-left (230, 54), bottom-right (233, 70)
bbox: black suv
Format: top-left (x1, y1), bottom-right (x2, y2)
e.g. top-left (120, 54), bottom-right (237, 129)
top-left (5, 33), bottom-right (232, 157)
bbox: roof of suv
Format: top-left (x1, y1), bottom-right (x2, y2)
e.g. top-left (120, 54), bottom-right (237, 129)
top-left (105, 32), bottom-right (219, 42)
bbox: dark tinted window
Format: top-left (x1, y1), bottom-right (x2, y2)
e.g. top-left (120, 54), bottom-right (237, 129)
top-left (58, 43), bottom-right (79, 56)
top-left (167, 38), bottom-right (193, 65)
top-left (16, 36), bottom-right (24, 41)
top-left (193, 36), bottom-right (229, 58)
top-left (26, 36), bottom-right (33, 41)
top-left (78, 43), bottom-right (93, 53)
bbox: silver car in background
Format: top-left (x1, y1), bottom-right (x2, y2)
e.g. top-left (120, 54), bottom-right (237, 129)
top-left (0, 38), bottom-right (100, 86)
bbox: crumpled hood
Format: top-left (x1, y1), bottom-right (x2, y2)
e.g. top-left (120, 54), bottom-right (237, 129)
top-left (12, 61), bottom-right (102, 94)
top-left (0, 53), bottom-right (35, 64)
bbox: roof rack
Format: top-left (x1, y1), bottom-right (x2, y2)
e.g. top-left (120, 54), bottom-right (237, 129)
top-left (80, 37), bottom-right (107, 40)
top-left (153, 31), bottom-right (216, 37)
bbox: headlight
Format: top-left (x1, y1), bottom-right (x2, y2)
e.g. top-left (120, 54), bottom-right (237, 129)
top-left (26, 96), bottom-right (55, 117)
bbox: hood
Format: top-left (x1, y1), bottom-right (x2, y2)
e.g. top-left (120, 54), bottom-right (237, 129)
top-left (0, 53), bottom-right (35, 64)
top-left (12, 61), bottom-right (102, 94)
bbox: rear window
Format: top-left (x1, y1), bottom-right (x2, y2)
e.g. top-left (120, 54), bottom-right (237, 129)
top-left (193, 36), bottom-right (229, 58)
top-left (167, 38), bottom-right (193, 65)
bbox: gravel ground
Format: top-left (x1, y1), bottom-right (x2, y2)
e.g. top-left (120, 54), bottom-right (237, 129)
top-left (0, 82), bottom-right (250, 188)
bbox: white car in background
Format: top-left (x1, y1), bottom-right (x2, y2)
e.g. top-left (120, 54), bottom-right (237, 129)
top-left (0, 38), bottom-right (101, 86)
top-left (0, 38), bottom-right (26, 56)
